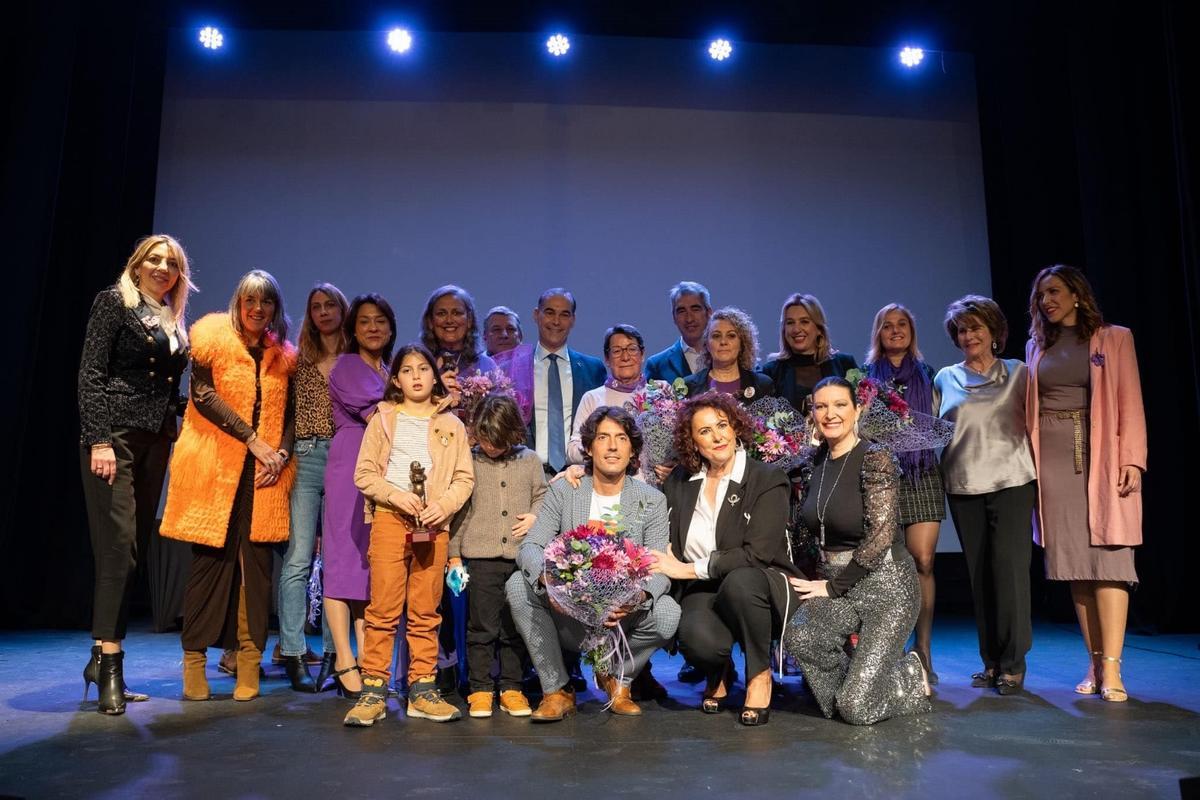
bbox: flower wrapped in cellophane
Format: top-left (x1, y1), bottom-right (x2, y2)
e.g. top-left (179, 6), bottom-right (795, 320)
top-left (744, 395), bottom-right (813, 473)
top-left (542, 518), bottom-right (655, 679)
top-left (846, 370), bottom-right (955, 452)
top-left (626, 378), bottom-right (688, 486)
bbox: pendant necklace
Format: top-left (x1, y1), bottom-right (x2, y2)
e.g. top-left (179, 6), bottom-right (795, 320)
top-left (815, 440), bottom-right (855, 547)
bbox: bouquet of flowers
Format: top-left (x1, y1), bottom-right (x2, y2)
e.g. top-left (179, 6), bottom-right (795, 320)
top-left (542, 512), bottom-right (655, 680)
top-left (458, 368), bottom-right (518, 423)
top-left (626, 378), bottom-right (688, 486)
top-left (744, 396), bottom-right (813, 472)
top-left (845, 369), bottom-right (955, 452)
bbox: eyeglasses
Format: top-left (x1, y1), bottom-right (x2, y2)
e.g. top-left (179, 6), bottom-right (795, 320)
top-left (608, 345), bottom-right (642, 358)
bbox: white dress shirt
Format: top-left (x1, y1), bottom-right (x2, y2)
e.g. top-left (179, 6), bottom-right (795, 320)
top-left (684, 447), bottom-right (748, 580)
top-left (533, 342), bottom-right (575, 465)
top-left (680, 338), bottom-right (704, 374)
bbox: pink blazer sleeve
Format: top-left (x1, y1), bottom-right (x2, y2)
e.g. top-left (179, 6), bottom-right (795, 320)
top-left (1111, 328), bottom-right (1148, 471)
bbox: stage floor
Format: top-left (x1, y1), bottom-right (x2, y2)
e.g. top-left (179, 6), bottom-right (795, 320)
top-left (1, 617), bottom-right (1197, 799)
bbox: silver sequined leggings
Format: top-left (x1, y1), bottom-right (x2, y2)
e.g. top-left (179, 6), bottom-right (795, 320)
top-left (784, 555), bottom-right (931, 725)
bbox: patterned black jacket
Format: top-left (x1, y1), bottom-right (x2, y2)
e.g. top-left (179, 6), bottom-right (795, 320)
top-left (77, 287), bottom-right (189, 446)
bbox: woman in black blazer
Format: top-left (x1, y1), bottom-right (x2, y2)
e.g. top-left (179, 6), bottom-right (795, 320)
top-left (77, 234), bottom-right (194, 714)
top-left (682, 306), bottom-right (775, 404)
top-left (649, 392), bottom-right (801, 726)
top-left (758, 293), bottom-right (857, 413)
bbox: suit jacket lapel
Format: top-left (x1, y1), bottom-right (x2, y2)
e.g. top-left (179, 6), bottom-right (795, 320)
top-left (713, 469), bottom-right (749, 550)
top-left (570, 476), bottom-right (592, 529)
top-left (674, 478), bottom-right (702, 558)
top-left (673, 340), bottom-right (691, 378)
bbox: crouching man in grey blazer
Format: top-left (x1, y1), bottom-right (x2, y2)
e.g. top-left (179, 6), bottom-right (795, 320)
top-left (507, 406), bottom-right (679, 721)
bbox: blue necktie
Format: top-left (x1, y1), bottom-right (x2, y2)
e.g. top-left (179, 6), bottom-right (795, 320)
top-left (547, 353), bottom-right (566, 471)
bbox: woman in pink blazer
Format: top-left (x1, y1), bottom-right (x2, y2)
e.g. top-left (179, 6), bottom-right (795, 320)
top-left (1026, 265), bottom-right (1147, 702)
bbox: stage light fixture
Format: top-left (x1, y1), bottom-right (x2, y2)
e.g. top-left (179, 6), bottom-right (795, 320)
top-left (198, 26), bottom-right (224, 50)
top-left (546, 34), bottom-right (570, 57)
top-left (708, 38), bottom-right (733, 61)
top-left (387, 28), bottom-right (413, 54)
top-left (899, 46), bottom-right (925, 68)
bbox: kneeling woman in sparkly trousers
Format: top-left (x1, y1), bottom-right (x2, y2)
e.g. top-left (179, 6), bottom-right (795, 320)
top-left (784, 377), bottom-right (931, 725)
top-left (161, 270), bottom-right (297, 702)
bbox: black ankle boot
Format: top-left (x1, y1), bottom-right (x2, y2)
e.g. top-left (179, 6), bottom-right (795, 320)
top-left (314, 652), bottom-right (336, 693)
top-left (283, 655), bottom-right (317, 693)
top-left (97, 652), bottom-right (126, 715)
top-left (85, 646), bottom-right (148, 703)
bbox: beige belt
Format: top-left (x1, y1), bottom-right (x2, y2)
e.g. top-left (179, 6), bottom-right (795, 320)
top-left (1042, 408), bottom-right (1088, 474)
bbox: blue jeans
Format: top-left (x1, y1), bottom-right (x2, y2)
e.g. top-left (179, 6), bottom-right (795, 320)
top-left (279, 437), bottom-right (335, 657)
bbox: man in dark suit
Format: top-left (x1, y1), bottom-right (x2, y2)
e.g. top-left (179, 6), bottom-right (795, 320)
top-left (643, 281), bottom-right (712, 384)
top-left (525, 288), bottom-right (607, 476)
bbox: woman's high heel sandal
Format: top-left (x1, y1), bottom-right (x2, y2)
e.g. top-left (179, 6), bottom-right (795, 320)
top-left (739, 706), bottom-right (770, 726)
top-left (84, 645), bottom-right (149, 703)
top-left (332, 664), bottom-right (363, 700)
top-left (1074, 650), bottom-right (1102, 695)
top-left (701, 660), bottom-right (734, 714)
top-left (1100, 656), bottom-right (1128, 703)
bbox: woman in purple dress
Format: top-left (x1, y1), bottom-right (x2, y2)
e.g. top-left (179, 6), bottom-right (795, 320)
top-left (322, 294), bottom-right (396, 698)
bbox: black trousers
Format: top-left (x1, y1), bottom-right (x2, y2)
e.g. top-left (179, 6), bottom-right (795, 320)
top-left (676, 566), bottom-right (794, 680)
top-left (465, 558), bottom-right (528, 692)
top-left (948, 481), bottom-right (1036, 676)
top-left (80, 426), bottom-right (171, 641)
top-left (180, 455), bottom-right (274, 652)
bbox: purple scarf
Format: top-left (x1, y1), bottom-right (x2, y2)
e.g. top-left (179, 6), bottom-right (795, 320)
top-left (868, 355), bottom-right (937, 475)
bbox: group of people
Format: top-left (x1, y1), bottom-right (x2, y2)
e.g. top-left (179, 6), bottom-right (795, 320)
top-left (77, 233), bottom-right (1146, 726)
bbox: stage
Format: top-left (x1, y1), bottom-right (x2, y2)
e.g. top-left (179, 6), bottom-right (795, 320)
top-left (1, 617), bottom-right (1196, 798)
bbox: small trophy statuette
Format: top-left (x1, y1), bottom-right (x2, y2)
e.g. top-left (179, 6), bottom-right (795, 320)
top-left (407, 461), bottom-right (435, 543)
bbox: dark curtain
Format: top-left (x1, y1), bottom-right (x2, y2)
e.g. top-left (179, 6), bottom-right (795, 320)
top-left (977, 0), bottom-right (1199, 631)
top-left (2, 0), bottom-right (1196, 632)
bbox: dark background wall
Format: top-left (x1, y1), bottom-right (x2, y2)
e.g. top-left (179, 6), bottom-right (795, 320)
top-left (3, 0), bottom-right (1196, 632)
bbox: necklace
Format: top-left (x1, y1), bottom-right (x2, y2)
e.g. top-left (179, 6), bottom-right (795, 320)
top-left (815, 441), bottom-right (855, 547)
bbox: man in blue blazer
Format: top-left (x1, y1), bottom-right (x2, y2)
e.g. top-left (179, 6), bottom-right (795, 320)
top-left (643, 281), bottom-right (712, 383)
top-left (507, 407), bottom-right (679, 721)
top-left (524, 288), bottom-right (607, 475)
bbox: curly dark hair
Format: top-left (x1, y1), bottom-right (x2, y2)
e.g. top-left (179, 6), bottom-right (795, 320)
top-left (579, 406), bottom-right (643, 476)
top-left (471, 392), bottom-right (527, 452)
top-left (673, 391), bottom-right (753, 474)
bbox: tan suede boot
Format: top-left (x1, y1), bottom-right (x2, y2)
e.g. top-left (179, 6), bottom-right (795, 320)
top-left (182, 650), bottom-right (210, 701)
top-left (234, 587), bottom-right (261, 701)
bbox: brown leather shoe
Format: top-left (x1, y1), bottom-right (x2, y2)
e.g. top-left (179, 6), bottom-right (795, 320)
top-left (530, 688), bottom-right (576, 723)
top-left (596, 673), bottom-right (642, 716)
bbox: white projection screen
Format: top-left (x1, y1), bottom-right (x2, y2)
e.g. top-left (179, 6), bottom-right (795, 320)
top-left (155, 31), bottom-right (992, 551)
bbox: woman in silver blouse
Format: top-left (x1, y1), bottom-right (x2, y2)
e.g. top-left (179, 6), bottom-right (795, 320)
top-left (934, 295), bottom-right (1036, 695)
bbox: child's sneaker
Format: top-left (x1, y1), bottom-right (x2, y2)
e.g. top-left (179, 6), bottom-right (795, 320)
top-left (343, 675), bottom-right (388, 727)
top-left (498, 689), bottom-right (532, 717)
top-left (407, 679), bottom-right (462, 722)
top-left (467, 691), bottom-right (494, 718)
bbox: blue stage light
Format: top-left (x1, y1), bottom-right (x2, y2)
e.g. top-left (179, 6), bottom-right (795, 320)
top-left (708, 38), bottom-right (733, 61)
top-left (546, 34), bottom-right (570, 57)
top-left (899, 46), bottom-right (925, 68)
top-left (387, 28), bottom-right (413, 54)
top-left (198, 27), bottom-right (224, 50)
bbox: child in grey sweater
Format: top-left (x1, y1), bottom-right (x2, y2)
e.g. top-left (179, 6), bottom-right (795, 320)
top-left (450, 393), bottom-right (547, 718)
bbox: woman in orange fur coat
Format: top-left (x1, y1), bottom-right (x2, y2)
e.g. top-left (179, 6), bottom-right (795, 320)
top-left (161, 270), bottom-right (297, 702)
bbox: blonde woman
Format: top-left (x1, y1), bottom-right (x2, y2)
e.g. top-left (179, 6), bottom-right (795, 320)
top-left (78, 234), bottom-right (195, 714)
top-left (161, 270), bottom-right (297, 703)
top-left (862, 303), bottom-right (946, 683)
top-left (759, 293), bottom-right (857, 413)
